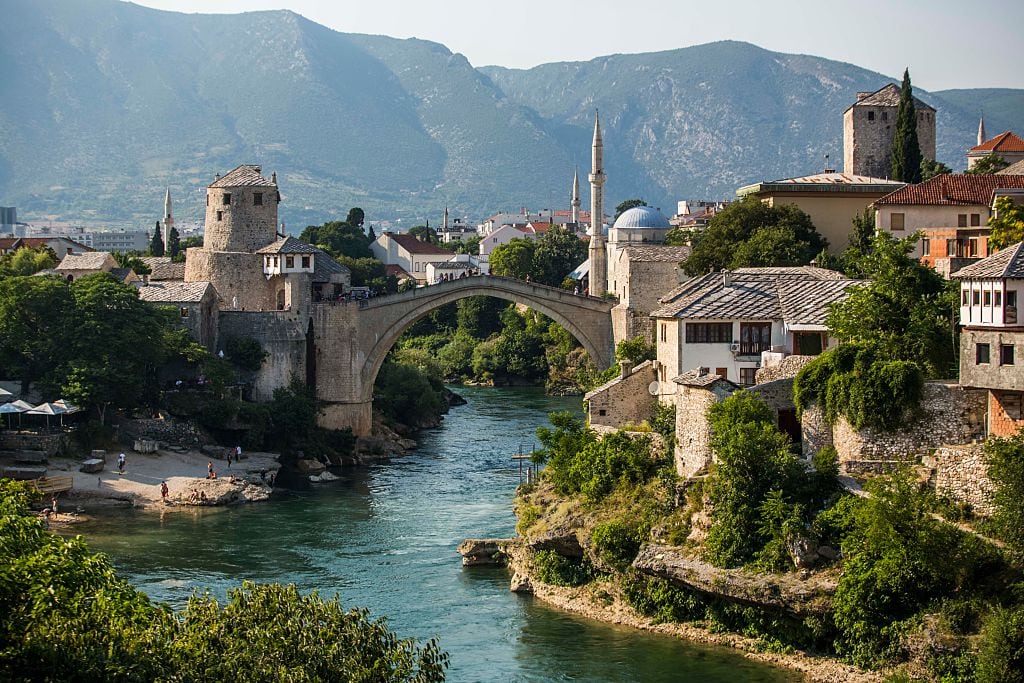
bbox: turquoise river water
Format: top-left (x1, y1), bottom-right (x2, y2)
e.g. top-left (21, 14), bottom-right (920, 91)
top-left (78, 386), bottom-right (796, 682)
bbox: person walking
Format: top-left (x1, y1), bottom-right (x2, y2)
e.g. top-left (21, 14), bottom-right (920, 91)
top-left (235, 445), bottom-right (242, 461)
top-left (160, 481), bottom-right (168, 501)
top-left (207, 461), bottom-right (214, 479)
top-left (117, 452), bottom-right (126, 475)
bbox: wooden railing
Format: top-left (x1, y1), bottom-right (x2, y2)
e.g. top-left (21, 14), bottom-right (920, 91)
top-left (33, 475), bottom-right (74, 494)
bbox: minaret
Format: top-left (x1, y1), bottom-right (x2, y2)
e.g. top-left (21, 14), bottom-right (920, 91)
top-left (588, 112), bottom-right (607, 296)
top-left (978, 113), bottom-right (987, 146)
top-left (443, 205), bottom-right (449, 232)
top-left (571, 167), bottom-right (581, 228)
top-left (162, 188), bottom-right (175, 249)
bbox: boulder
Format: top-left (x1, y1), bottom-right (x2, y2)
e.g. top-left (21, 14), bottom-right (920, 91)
top-left (200, 444), bottom-right (224, 457)
top-left (14, 451), bottom-right (48, 464)
top-left (458, 539), bottom-right (512, 566)
top-left (296, 458), bottom-right (326, 474)
top-left (80, 458), bottom-right (105, 474)
top-left (787, 536), bottom-right (820, 569)
top-left (510, 572), bottom-right (533, 593)
top-left (133, 439), bottom-right (158, 453)
top-left (528, 532), bottom-right (584, 558)
top-left (309, 471), bottom-right (340, 483)
top-left (90, 449), bottom-right (107, 462)
top-left (817, 545), bottom-right (841, 562)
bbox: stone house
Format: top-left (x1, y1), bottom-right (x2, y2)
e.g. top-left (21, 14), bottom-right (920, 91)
top-left (609, 245), bottom-right (690, 344)
top-left (873, 174), bottom-right (1024, 276)
top-left (137, 281), bottom-right (219, 350)
top-left (650, 267), bottom-right (858, 390)
top-left (371, 232), bottom-right (454, 283)
top-left (0, 236), bottom-right (92, 259)
top-left (54, 251), bottom-right (139, 284)
top-left (952, 242), bottom-right (1024, 436)
top-left (257, 236), bottom-right (351, 306)
top-left (968, 131), bottom-right (1024, 170)
top-left (736, 172), bottom-right (904, 250)
top-left (585, 360), bottom-right (658, 434)
top-left (843, 83), bottom-right (936, 180)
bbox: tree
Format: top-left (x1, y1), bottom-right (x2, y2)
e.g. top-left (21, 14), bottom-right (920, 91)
top-left (0, 276), bottom-right (76, 394)
top-left (113, 251), bottom-right (151, 276)
top-left (407, 225), bottom-right (440, 245)
top-left (849, 208), bottom-right (876, 255)
top-left (166, 226), bottom-right (181, 259)
top-left (988, 195), bottom-right (1024, 251)
top-left (615, 336), bottom-right (655, 364)
top-left (681, 196), bottom-right (827, 275)
top-left (367, 225), bottom-right (377, 242)
top-left (150, 220), bottom-right (165, 257)
top-left (489, 238), bottom-right (535, 280)
top-left (985, 431), bottom-right (1024, 552)
top-left (300, 221), bottom-right (373, 259)
top-left (920, 158), bottom-right (952, 181)
top-left (452, 234), bottom-right (481, 255)
top-left (967, 153), bottom-right (1011, 175)
top-left (614, 198), bottom-right (647, 220)
top-left (531, 228), bottom-right (587, 285)
top-left (0, 246), bottom-right (57, 278)
top-left (346, 207), bottom-right (365, 228)
top-left (890, 68), bottom-right (923, 183)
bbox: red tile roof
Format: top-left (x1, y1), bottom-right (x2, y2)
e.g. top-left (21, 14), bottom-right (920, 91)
top-left (388, 233), bottom-right (454, 255)
top-left (874, 174), bottom-right (1024, 207)
top-left (0, 236), bottom-right (93, 252)
top-left (970, 132), bottom-right (1024, 154)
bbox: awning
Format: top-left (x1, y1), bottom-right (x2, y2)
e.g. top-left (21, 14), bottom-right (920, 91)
top-left (567, 259), bottom-right (590, 280)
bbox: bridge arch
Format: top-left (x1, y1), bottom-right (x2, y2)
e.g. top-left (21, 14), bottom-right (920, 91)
top-left (358, 276), bottom-right (615, 404)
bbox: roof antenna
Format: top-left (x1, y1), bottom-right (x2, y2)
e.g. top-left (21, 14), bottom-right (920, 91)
top-left (823, 154), bottom-right (835, 174)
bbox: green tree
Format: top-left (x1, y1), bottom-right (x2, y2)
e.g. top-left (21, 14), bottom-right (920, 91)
top-left (367, 225), bottom-right (377, 242)
top-left (532, 228), bottom-right (587, 285)
top-left (300, 221), bottom-right (373, 259)
top-left (890, 68), bottom-right (923, 183)
top-left (346, 207), bottom-right (365, 228)
top-left (849, 208), bottom-right (876, 256)
top-left (150, 221), bottom-right (165, 257)
top-left (407, 225), bottom-right (440, 245)
top-left (489, 238), bottom-right (535, 279)
top-left (456, 296), bottom-right (505, 339)
top-left (0, 276), bottom-right (76, 394)
top-left (920, 158), bottom-right (952, 181)
top-left (614, 198), bottom-right (647, 220)
top-left (975, 606), bottom-right (1024, 683)
top-left (174, 236), bottom-right (202, 262)
top-left (615, 336), bottom-right (655, 364)
top-left (113, 251), bottom-right (151, 276)
top-left (966, 153), bottom-right (1010, 175)
top-left (452, 234), bottom-right (481, 255)
top-left (988, 195), bottom-right (1024, 251)
top-left (681, 196), bottom-right (826, 275)
top-left (0, 246), bottom-right (57, 278)
top-left (166, 226), bottom-right (181, 259)
top-left (985, 431), bottom-right (1024, 552)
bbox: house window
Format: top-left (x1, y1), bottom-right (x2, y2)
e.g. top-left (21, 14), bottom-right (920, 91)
top-left (921, 238), bottom-right (930, 256)
top-left (660, 323), bottom-right (666, 342)
top-left (216, 211), bottom-right (223, 221)
top-left (882, 111), bottom-right (888, 122)
top-left (969, 237), bottom-right (979, 257)
top-left (223, 193), bottom-right (231, 205)
top-left (976, 343), bottom-right (991, 364)
top-left (1001, 392), bottom-right (1023, 420)
top-left (868, 111), bottom-right (875, 121)
top-left (715, 367), bottom-right (728, 380)
top-left (973, 290), bottom-right (981, 306)
top-left (891, 213), bottom-right (905, 230)
top-left (1002, 344), bottom-right (1015, 366)
top-left (947, 238), bottom-right (958, 257)
top-left (254, 192), bottom-right (263, 206)
top-left (206, 195), bottom-right (209, 206)
top-left (273, 256), bottom-right (278, 267)
top-left (598, 409), bottom-right (607, 416)
top-left (179, 307), bottom-right (189, 318)
top-left (996, 291), bottom-right (1002, 307)
top-left (286, 256), bottom-right (294, 268)
top-left (971, 213), bottom-right (980, 226)
top-left (301, 255), bottom-right (310, 268)
top-left (739, 322), bottom-right (773, 355)
top-left (984, 290), bottom-right (992, 306)
top-left (414, 262), bottom-right (421, 272)
top-left (1008, 291), bottom-right (1018, 308)
top-left (739, 367), bottom-right (757, 386)
top-left (958, 214), bottom-right (968, 227)
top-left (685, 322), bottom-right (732, 343)
top-left (961, 289), bottom-right (969, 305)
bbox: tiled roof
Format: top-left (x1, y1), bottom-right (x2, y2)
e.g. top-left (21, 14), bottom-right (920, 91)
top-left (0, 238), bottom-right (18, 250)
top-left (672, 368), bottom-right (735, 388)
top-left (523, 222), bottom-right (553, 234)
top-left (138, 281), bottom-right (213, 303)
top-left (846, 83), bottom-right (934, 111)
top-left (998, 160), bottom-right (1024, 175)
top-left (56, 252), bottom-right (114, 270)
top-left (1, 237), bottom-right (92, 252)
top-left (738, 173), bottom-right (905, 197)
top-left (209, 165), bottom-right (276, 188)
top-left (874, 174), bottom-right (1024, 207)
top-left (733, 266), bottom-right (846, 280)
top-left (109, 268), bottom-right (137, 283)
top-left (970, 132), bottom-right (1024, 154)
top-left (312, 252), bottom-right (350, 283)
top-left (431, 261), bottom-right (474, 270)
top-left (950, 242), bottom-right (1024, 279)
top-left (140, 257), bottom-right (185, 281)
top-left (388, 233), bottom-right (454, 256)
top-left (778, 279), bottom-right (862, 326)
top-left (256, 236), bottom-right (320, 254)
top-left (621, 245), bottom-right (691, 262)
top-left (384, 264), bottom-right (412, 278)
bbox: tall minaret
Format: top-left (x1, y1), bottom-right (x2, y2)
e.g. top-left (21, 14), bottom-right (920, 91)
top-left (443, 205), bottom-right (449, 232)
top-left (978, 113), bottom-right (987, 146)
top-left (588, 112), bottom-right (607, 296)
top-left (162, 188), bottom-right (175, 249)
top-left (571, 167), bottom-right (581, 228)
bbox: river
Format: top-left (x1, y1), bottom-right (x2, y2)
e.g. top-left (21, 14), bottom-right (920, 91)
top-left (78, 386), bottom-right (796, 682)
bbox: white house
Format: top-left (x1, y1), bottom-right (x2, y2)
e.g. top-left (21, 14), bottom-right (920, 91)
top-left (425, 254), bottom-right (482, 284)
top-left (371, 233), bottom-right (455, 284)
top-left (477, 224), bottom-right (532, 259)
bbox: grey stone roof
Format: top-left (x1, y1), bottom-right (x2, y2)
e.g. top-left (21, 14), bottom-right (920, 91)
top-left (312, 252), bottom-right (350, 283)
top-left (998, 159), bottom-right (1024, 175)
top-left (109, 268), bottom-right (136, 283)
top-left (846, 83), bottom-right (935, 111)
top-left (137, 281), bottom-right (213, 303)
top-left (777, 279), bottom-right (862, 326)
top-left (584, 360), bottom-right (655, 399)
top-left (672, 368), bottom-right (735, 388)
top-left (56, 252), bottom-right (114, 270)
top-left (140, 257), bottom-right (185, 281)
top-left (256, 236), bottom-right (320, 254)
top-left (733, 266), bottom-right (846, 280)
top-left (951, 242), bottom-right (1024, 279)
top-left (209, 165), bottom-right (276, 188)
top-left (431, 261), bottom-right (473, 270)
top-left (621, 245), bottom-right (691, 262)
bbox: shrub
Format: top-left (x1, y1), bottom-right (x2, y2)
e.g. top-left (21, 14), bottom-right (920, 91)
top-left (985, 432), bottom-right (1024, 552)
top-left (533, 549), bottom-right (596, 587)
top-left (975, 606), bottom-right (1024, 683)
top-left (223, 335), bottom-right (267, 372)
top-left (591, 520), bottom-right (645, 571)
top-left (622, 572), bottom-right (705, 624)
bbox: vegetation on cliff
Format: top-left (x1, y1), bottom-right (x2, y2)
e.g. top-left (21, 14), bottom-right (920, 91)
top-left (0, 480), bottom-right (448, 682)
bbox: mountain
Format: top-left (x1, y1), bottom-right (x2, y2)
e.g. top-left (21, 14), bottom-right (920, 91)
top-left (1, 0), bottom-right (1022, 230)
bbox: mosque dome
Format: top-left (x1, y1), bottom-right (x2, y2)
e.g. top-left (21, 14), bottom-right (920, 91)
top-left (612, 205), bottom-right (670, 229)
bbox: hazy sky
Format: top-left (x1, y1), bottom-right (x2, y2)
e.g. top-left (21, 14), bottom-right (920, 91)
top-left (133, 0), bottom-right (1022, 91)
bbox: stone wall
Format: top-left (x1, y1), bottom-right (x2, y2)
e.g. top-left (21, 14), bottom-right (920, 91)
top-left (755, 354), bottom-right (815, 384)
top-left (203, 184), bottom-right (278, 253)
top-left (674, 382), bottom-right (733, 477)
top-left (0, 432), bottom-right (67, 457)
top-left (922, 444), bottom-right (996, 516)
top-left (185, 249), bottom-right (273, 312)
top-left (116, 416), bottom-right (208, 447)
top-left (585, 360), bottom-right (657, 431)
top-left (959, 328), bottom-right (1024, 393)
top-left (218, 310), bottom-right (308, 401)
top-left (844, 102), bottom-right (936, 179)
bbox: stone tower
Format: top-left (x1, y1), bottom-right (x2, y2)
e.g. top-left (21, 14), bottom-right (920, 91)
top-left (184, 164), bottom-right (282, 311)
top-left (588, 112), bottom-right (608, 296)
top-left (571, 167), bottom-right (581, 227)
top-left (162, 188), bottom-right (175, 249)
top-left (843, 83), bottom-right (936, 178)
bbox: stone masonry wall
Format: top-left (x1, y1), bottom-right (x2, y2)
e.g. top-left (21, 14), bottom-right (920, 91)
top-left (185, 249), bottom-right (274, 313)
top-left (674, 383), bottom-right (733, 477)
top-left (115, 416), bottom-right (208, 448)
top-left (0, 432), bottom-right (67, 457)
top-left (586, 361), bottom-right (657, 431)
top-left (922, 444), bottom-right (996, 516)
top-left (204, 185), bottom-right (278, 253)
top-left (755, 354), bottom-right (815, 384)
top-left (218, 311), bottom-right (307, 401)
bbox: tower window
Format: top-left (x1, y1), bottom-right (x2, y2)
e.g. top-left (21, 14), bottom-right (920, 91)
top-left (301, 255), bottom-right (311, 268)
top-left (868, 111), bottom-right (875, 121)
top-left (882, 111), bottom-right (888, 122)
top-left (286, 256), bottom-right (294, 268)
top-left (216, 211), bottom-right (223, 221)
top-left (180, 307), bottom-right (189, 318)
top-left (223, 193), bottom-right (231, 205)
top-left (254, 192), bottom-right (263, 206)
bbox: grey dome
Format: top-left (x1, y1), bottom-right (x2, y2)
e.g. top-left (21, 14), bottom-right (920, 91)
top-left (612, 205), bottom-right (670, 229)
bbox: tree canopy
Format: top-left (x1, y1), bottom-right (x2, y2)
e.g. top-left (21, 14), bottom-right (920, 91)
top-left (890, 68), bottom-right (923, 183)
top-left (920, 158), bottom-right (952, 181)
top-left (150, 221), bottom-right (165, 257)
top-left (488, 229), bottom-right (586, 286)
top-left (966, 153), bottom-right (1011, 175)
top-left (614, 198), bottom-right (647, 220)
top-left (0, 246), bottom-right (56, 278)
top-left (680, 196), bottom-right (827, 275)
top-left (300, 219), bottom-right (373, 259)
top-left (988, 196), bottom-right (1024, 251)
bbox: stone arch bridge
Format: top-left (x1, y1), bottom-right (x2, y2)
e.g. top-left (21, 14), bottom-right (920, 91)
top-left (310, 275), bottom-right (615, 435)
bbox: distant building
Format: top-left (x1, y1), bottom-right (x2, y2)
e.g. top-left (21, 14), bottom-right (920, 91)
top-left (0, 236), bottom-right (91, 259)
top-left (843, 83), bottom-right (936, 179)
top-left (371, 232), bottom-right (454, 284)
top-left (737, 172), bottom-right (905, 250)
top-left (55, 251), bottom-right (139, 284)
top-left (0, 207), bottom-right (18, 236)
top-left (952, 244), bottom-right (1024, 436)
top-left (82, 230), bottom-right (150, 253)
top-left (968, 131), bottom-right (1024, 170)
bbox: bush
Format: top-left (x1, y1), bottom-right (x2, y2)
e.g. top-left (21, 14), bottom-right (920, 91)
top-left (533, 549), bottom-right (596, 587)
top-left (975, 606), bottom-right (1024, 683)
top-left (622, 572), bottom-right (705, 623)
top-left (223, 335), bottom-right (267, 372)
top-left (591, 520), bottom-right (645, 571)
top-left (985, 432), bottom-right (1024, 552)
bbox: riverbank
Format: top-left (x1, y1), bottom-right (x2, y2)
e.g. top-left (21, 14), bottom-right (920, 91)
top-left (500, 542), bottom-right (880, 683)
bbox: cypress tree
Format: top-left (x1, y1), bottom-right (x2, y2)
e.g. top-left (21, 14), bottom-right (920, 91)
top-left (150, 220), bottom-right (165, 257)
top-left (891, 68), bottom-right (923, 183)
top-left (167, 226), bottom-right (181, 259)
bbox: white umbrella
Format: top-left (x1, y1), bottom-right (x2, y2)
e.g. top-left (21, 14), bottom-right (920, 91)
top-left (0, 400), bottom-right (31, 427)
top-left (0, 387), bottom-right (12, 400)
top-left (27, 402), bottom-right (68, 428)
top-left (53, 399), bottom-right (81, 414)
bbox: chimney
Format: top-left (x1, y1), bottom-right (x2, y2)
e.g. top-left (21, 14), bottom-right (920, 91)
top-left (619, 359), bottom-right (634, 378)
top-left (697, 366), bottom-right (709, 377)
top-left (722, 268), bottom-right (732, 287)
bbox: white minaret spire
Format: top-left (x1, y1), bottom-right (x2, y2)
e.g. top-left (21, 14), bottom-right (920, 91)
top-left (588, 111), bottom-right (607, 296)
top-left (443, 205), bottom-right (449, 232)
top-left (162, 187), bottom-right (175, 249)
top-left (978, 113), bottom-right (987, 146)
top-left (571, 167), bottom-right (580, 227)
